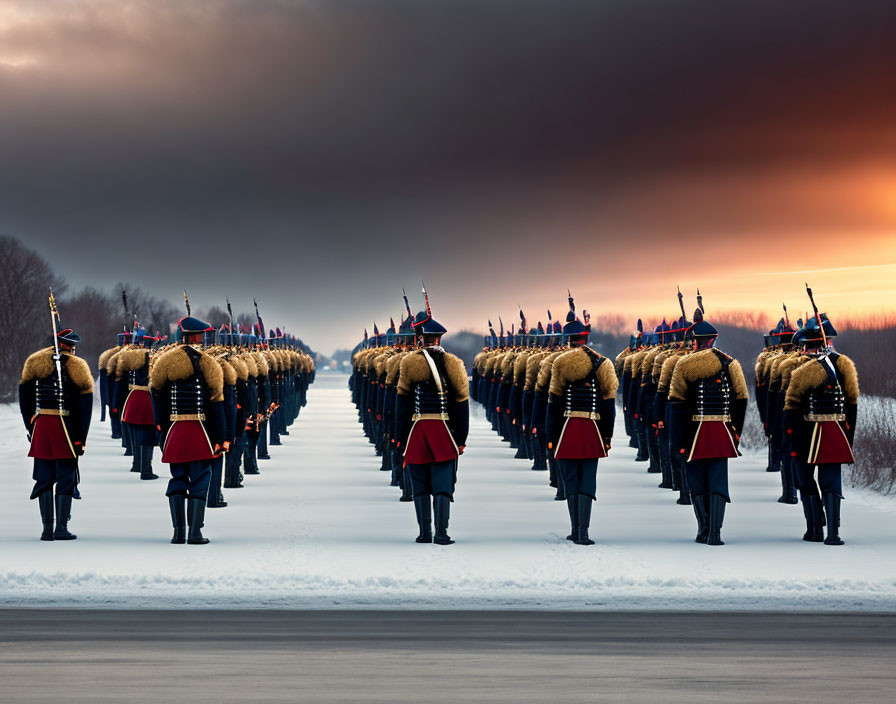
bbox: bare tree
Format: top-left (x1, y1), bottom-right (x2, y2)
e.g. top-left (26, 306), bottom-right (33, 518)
top-left (0, 236), bottom-right (68, 400)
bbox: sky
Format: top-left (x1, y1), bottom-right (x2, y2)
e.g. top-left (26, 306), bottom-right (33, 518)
top-left (1, 0), bottom-right (895, 352)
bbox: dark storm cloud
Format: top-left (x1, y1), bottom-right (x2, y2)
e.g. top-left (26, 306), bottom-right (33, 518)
top-left (1, 0), bottom-right (895, 350)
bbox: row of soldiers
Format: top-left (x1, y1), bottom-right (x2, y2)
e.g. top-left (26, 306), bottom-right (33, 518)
top-left (350, 289), bottom-right (469, 544)
top-left (21, 298), bottom-right (314, 543)
top-left (615, 289), bottom-right (859, 545)
top-left (471, 296), bottom-right (619, 544)
top-left (754, 312), bottom-right (858, 544)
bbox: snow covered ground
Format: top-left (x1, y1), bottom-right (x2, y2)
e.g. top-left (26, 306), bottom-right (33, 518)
top-left (2, 372), bottom-right (895, 610)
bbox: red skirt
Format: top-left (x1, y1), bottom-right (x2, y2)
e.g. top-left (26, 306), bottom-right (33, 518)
top-left (808, 420), bottom-right (855, 465)
top-left (554, 417), bottom-right (607, 460)
top-left (28, 414), bottom-right (75, 460)
top-left (688, 421), bottom-right (738, 462)
top-left (403, 419), bottom-right (459, 465)
top-left (122, 389), bottom-right (155, 425)
top-left (162, 420), bottom-right (217, 464)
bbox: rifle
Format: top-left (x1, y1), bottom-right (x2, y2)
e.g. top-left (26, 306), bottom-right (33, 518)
top-left (48, 288), bottom-right (76, 456)
top-left (805, 284), bottom-right (827, 349)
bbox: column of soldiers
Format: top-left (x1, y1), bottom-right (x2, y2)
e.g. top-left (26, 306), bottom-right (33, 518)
top-left (471, 295), bottom-right (619, 544)
top-left (22, 294), bottom-right (314, 543)
top-left (350, 289), bottom-right (469, 544)
top-left (754, 301), bottom-right (858, 545)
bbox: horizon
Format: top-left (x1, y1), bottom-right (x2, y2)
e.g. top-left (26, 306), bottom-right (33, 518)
top-left (2, 1), bottom-right (895, 352)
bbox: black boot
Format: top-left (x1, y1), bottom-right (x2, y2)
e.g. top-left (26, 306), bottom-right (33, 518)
top-left (565, 495), bottom-right (578, 542)
top-left (802, 495), bottom-right (825, 542)
top-left (187, 498), bottom-right (210, 544)
top-left (207, 459), bottom-right (227, 508)
top-left (575, 495), bottom-right (595, 545)
top-left (635, 427), bottom-right (648, 462)
top-left (707, 494), bottom-right (726, 546)
top-left (777, 463), bottom-right (797, 504)
top-left (823, 493), bottom-right (844, 546)
top-left (433, 495), bottom-right (455, 545)
top-left (53, 494), bottom-right (77, 540)
top-left (658, 455), bottom-right (673, 489)
top-left (38, 491), bottom-right (54, 541)
top-left (676, 460), bottom-right (691, 505)
top-left (140, 446), bottom-right (159, 480)
top-left (692, 494), bottom-right (708, 543)
top-left (399, 463), bottom-right (413, 502)
top-left (169, 495), bottom-right (186, 544)
top-left (413, 495), bottom-right (432, 543)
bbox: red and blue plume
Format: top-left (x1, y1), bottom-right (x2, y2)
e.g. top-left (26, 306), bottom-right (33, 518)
top-left (583, 309), bottom-right (591, 325)
top-left (402, 288), bottom-right (413, 318)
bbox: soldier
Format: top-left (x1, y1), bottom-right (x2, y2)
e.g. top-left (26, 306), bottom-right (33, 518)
top-left (112, 328), bottom-right (160, 480)
top-left (783, 306), bottom-right (859, 546)
top-left (532, 319), bottom-right (566, 499)
top-left (395, 290), bottom-right (469, 545)
top-left (640, 321), bottom-right (670, 479)
top-left (20, 321), bottom-right (93, 541)
top-left (764, 317), bottom-right (800, 503)
top-left (654, 316), bottom-right (691, 504)
top-left (545, 296), bottom-right (617, 544)
top-left (668, 306), bottom-right (748, 545)
top-left (225, 334), bottom-right (259, 489)
top-left (385, 310), bottom-right (417, 500)
top-left (625, 326), bottom-right (651, 463)
top-left (150, 314), bottom-right (226, 545)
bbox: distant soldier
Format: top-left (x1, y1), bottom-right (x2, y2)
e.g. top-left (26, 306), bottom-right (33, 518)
top-left (395, 292), bottom-right (469, 545)
top-left (150, 315), bottom-right (226, 545)
top-left (112, 329), bottom-right (160, 480)
top-left (784, 310), bottom-right (859, 545)
top-left (668, 307), bottom-right (748, 545)
top-left (545, 296), bottom-right (617, 545)
top-left (20, 322), bottom-right (93, 541)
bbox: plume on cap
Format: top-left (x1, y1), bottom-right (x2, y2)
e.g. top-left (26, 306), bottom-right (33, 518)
top-left (547, 309), bottom-right (552, 323)
top-left (693, 307), bottom-right (704, 323)
top-left (583, 309), bottom-right (591, 326)
top-left (183, 290), bottom-right (191, 316)
top-left (519, 306), bottom-right (526, 330)
top-left (402, 288), bottom-right (413, 318)
top-left (637, 318), bottom-right (643, 334)
top-left (696, 288), bottom-right (705, 314)
top-left (422, 280), bottom-right (431, 317)
top-left (488, 319), bottom-right (496, 336)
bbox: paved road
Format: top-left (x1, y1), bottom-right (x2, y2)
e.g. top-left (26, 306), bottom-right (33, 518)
top-left (2, 610), bottom-right (894, 703)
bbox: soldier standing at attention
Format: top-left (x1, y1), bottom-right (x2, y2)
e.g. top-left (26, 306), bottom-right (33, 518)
top-left (395, 289), bottom-right (469, 545)
top-left (784, 298), bottom-right (859, 546)
top-left (668, 304), bottom-right (748, 546)
top-left (545, 295), bottom-right (618, 545)
top-left (150, 313), bottom-right (226, 545)
top-left (20, 316), bottom-right (94, 541)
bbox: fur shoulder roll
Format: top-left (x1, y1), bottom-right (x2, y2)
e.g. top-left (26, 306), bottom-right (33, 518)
top-left (98, 346), bottom-right (120, 370)
top-left (444, 353), bottom-right (470, 402)
top-left (199, 352), bottom-right (225, 402)
top-left (596, 357), bottom-right (619, 399)
top-left (397, 351), bottom-right (429, 396)
top-left (386, 352), bottom-right (404, 385)
top-left (216, 357), bottom-right (238, 386)
top-left (728, 359), bottom-right (748, 400)
top-left (115, 347), bottom-right (149, 377)
top-left (783, 359), bottom-right (827, 410)
top-left (229, 356), bottom-right (249, 381)
top-left (20, 347), bottom-right (56, 384)
top-left (240, 353), bottom-right (258, 377)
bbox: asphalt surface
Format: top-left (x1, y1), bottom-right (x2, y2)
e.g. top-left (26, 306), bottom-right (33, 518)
top-left (2, 610), bottom-right (894, 703)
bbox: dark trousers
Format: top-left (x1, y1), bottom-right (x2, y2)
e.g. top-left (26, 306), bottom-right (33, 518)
top-left (110, 414), bottom-right (122, 440)
top-left (166, 461), bottom-right (213, 500)
top-left (408, 460), bottom-right (456, 499)
top-left (685, 458), bottom-right (730, 501)
top-left (556, 458), bottom-right (598, 499)
top-left (30, 458), bottom-right (78, 499)
top-left (257, 423), bottom-right (269, 457)
top-left (797, 462), bottom-right (843, 499)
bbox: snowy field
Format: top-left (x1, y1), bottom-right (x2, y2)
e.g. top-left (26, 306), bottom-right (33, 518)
top-left (2, 372), bottom-right (895, 611)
